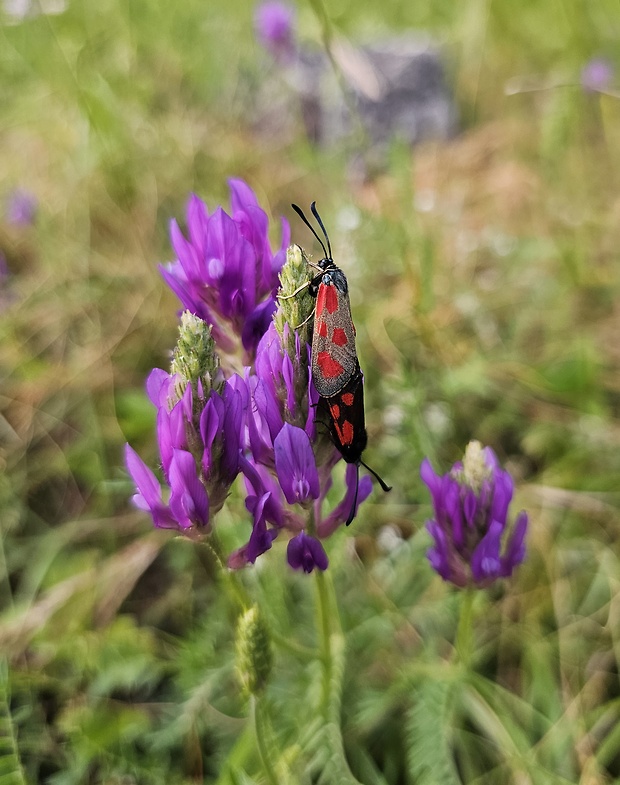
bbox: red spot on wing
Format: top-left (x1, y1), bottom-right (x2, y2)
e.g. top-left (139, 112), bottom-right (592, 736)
top-left (335, 420), bottom-right (354, 446)
top-left (341, 392), bottom-right (354, 406)
top-left (332, 327), bottom-right (348, 347)
top-left (330, 403), bottom-right (341, 419)
top-left (316, 286), bottom-right (327, 318)
top-left (325, 285), bottom-right (339, 314)
top-left (317, 320), bottom-right (328, 337)
top-left (317, 352), bottom-right (344, 379)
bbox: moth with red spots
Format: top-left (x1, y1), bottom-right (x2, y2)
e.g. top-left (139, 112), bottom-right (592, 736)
top-left (290, 202), bottom-right (391, 525)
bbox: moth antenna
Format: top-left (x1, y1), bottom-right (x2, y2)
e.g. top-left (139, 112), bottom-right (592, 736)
top-left (310, 201), bottom-right (333, 260)
top-left (345, 463), bottom-right (360, 526)
top-left (291, 203), bottom-right (329, 260)
top-left (360, 460), bottom-right (392, 493)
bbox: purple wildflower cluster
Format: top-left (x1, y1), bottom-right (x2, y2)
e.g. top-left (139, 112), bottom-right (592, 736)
top-left (420, 441), bottom-right (528, 587)
top-left (126, 180), bottom-right (372, 573)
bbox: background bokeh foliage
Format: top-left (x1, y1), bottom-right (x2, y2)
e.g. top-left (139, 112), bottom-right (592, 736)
top-left (1, 0), bottom-right (620, 782)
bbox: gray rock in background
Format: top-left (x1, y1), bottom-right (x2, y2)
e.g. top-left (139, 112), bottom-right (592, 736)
top-left (250, 28), bottom-right (457, 161)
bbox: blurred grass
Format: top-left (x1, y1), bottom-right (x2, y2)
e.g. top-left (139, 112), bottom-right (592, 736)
top-left (1, 0), bottom-right (620, 782)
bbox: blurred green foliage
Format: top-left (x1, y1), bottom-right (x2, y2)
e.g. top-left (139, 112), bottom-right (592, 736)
top-left (1, 0), bottom-right (620, 782)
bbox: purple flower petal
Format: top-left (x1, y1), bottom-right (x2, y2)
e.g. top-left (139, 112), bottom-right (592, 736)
top-left (426, 521), bottom-right (452, 582)
top-left (318, 464), bottom-right (373, 537)
top-left (270, 217), bottom-right (291, 290)
top-left (125, 444), bottom-right (177, 529)
top-left (199, 392), bottom-right (224, 476)
top-left (246, 492), bottom-right (279, 563)
top-left (274, 423), bottom-right (320, 505)
top-left (248, 376), bottom-right (284, 464)
top-left (146, 368), bottom-right (173, 407)
top-left (186, 193), bottom-right (209, 261)
top-left (444, 481), bottom-right (463, 539)
top-left (470, 519), bottom-right (503, 583)
top-left (169, 218), bottom-right (203, 282)
top-left (157, 395), bottom-right (188, 480)
top-left (463, 488), bottom-right (478, 528)
top-left (220, 384), bottom-right (245, 482)
top-left (501, 511), bottom-right (528, 576)
top-left (489, 468), bottom-right (514, 531)
top-left (168, 449), bottom-right (210, 529)
top-left (287, 531), bottom-right (328, 573)
top-left (240, 455), bottom-right (284, 526)
top-left (420, 458), bottom-right (443, 512)
top-left (242, 297), bottom-right (277, 354)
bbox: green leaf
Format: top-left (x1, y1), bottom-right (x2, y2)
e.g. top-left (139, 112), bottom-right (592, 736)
top-left (405, 679), bottom-right (461, 785)
top-left (0, 660), bottom-right (26, 785)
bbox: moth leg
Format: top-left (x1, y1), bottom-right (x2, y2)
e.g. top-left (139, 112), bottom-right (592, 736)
top-left (278, 281), bottom-right (311, 300)
top-left (291, 308), bottom-right (316, 329)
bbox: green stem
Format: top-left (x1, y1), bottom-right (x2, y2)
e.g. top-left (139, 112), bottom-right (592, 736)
top-left (314, 570), bottom-right (363, 785)
top-left (307, 0), bottom-right (333, 54)
top-left (198, 534), bottom-right (250, 612)
top-left (455, 588), bottom-right (476, 666)
top-left (306, 0), bottom-right (370, 151)
top-left (315, 569), bottom-right (334, 711)
top-left (251, 694), bottom-right (280, 785)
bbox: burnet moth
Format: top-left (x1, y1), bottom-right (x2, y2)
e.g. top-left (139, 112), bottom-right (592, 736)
top-left (290, 202), bottom-right (391, 525)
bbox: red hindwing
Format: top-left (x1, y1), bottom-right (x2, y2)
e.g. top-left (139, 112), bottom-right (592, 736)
top-left (312, 280), bottom-right (358, 397)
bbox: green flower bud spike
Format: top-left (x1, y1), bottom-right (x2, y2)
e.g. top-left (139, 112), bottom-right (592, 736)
top-left (275, 244), bottom-right (315, 348)
top-left (171, 311), bottom-right (223, 404)
top-left (236, 606), bottom-right (273, 696)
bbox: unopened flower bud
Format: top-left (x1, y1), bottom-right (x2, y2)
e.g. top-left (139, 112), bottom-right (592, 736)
top-left (456, 440), bottom-right (493, 494)
top-left (236, 606), bottom-right (273, 695)
top-left (275, 244), bottom-right (315, 348)
top-left (171, 311), bottom-right (223, 403)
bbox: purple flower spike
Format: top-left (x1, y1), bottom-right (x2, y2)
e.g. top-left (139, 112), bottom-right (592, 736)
top-left (287, 531), bottom-right (328, 573)
top-left (274, 423), bottom-right (320, 505)
top-left (160, 181), bottom-right (289, 363)
top-left (125, 312), bottom-right (249, 537)
top-left (254, 1), bottom-right (296, 64)
top-left (420, 441), bottom-right (528, 587)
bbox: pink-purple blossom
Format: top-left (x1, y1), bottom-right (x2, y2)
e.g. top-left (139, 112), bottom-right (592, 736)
top-left (161, 180), bottom-right (290, 361)
top-left (126, 357), bottom-right (246, 534)
top-left (420, 441), bottom-right (528, 587)
top-left (287, 531), bottom-right (328, 573)
top-left (254, 1), bottom-right (296, 64)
